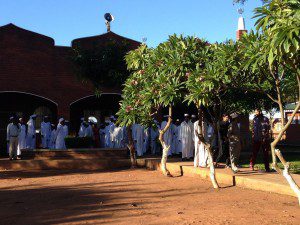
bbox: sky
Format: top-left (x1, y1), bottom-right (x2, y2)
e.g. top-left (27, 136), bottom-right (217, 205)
top-left (0, 0), bottom-right (263, 47)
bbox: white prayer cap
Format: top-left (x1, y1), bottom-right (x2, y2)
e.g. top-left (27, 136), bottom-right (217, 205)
top-left (184, 114), bottom-right (190, 117)
top-left (109, 115), bottom-right (115, 120)
top-left (44, 115), bottom-right (49, 118)
top-left (59, 118), bottom-right (64, 123)
top-left (176, 119), bottom-right (180, 122)
top-left (65, 120), bottom-right (69, 123)
top-left (9, 116), bottom-right (14, 120)
top-left (163, 115), bottom-right (170, 118)
top-left (191, 115), bottom-right (196, 118)
top-left (31, 114), bottom-right (37, 119)
top-left (88, 116), bottom-right (98, 124)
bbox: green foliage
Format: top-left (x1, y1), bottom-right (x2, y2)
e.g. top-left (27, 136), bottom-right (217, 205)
top-left (72, 40), bottom-right (131, 94)
top-left (185, 40), bottom-right (267, 121)
top-left (117, 35), bottom-right (209, 127)
top-left (254, 0), bottom-right (300, 69)
top-left (238, 0), bottom-right (300, 107)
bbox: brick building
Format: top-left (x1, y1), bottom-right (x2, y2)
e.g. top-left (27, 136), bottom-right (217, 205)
top-left (0, 23), bottom-right (140, 153)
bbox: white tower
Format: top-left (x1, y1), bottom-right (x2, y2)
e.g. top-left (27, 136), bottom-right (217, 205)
top-left (236, 8), bottom-right (247, 40)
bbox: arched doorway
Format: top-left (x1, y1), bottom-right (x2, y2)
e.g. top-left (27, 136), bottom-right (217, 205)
top-left (70, 93), bottom-right (122, 135)
top-left (0, 92), bottom-right (58, 155)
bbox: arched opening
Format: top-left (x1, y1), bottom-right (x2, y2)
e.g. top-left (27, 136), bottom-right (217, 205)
top-left (0, 92), bottom-right (58, 155)
top-left (70, 94), bottom-right (122, 135)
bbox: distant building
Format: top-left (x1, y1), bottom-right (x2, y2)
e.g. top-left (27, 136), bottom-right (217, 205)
top-left (272, 103), bottom-right (300, 146)
top-left (0, 23), bottom-right (140, 154)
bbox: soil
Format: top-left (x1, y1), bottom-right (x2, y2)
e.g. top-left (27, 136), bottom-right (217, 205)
top-left (0, 169), bottom-right (299, 225)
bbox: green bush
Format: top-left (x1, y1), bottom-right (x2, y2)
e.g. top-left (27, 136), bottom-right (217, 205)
top-left (65, 137), bottom-right (94, 149)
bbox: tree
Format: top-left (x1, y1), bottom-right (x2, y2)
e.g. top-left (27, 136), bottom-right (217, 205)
top-left (239, 0), bottom-right (300, 204)
top-left (185, 40), bottom-right (268, 187)
top-left (72, 40), bottom-right (131, 94)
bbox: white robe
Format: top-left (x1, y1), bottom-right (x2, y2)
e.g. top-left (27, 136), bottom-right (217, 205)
top-left (41, 122), bottom-right (51, 148)
top-left (132, 124), bottom-right (144, 156)
top-left (104, 125), bottom-right (110, 148)
top-left (49, 129), bottom-right (56, 149)
top-left (17, 124), bottom-right (27, 155)
top-left (108, 122), bottom-right (116, 148)
top-left (179, 121), bottom-right (194, 159)
top-left (143, 127), bottom-right (150, 154)
top-left (150, 126), bottom-right (159, 155)
top-left (55, 124), bottom-right (66, 150)
top-left (161, 121), bottom-right (173, 156)
top-left (194, 121), bottom-right (210, 167)
top-left (99, 128), bottom-right (106, 148)
top-left (112, 126), bottom-right (124, 148)
top-left (6, 123), bottom-right (12, 153)
top-left (26, 119), bottom-right (36, 149)
top-left (84, 125), bottom-right (93, 138)
top-left (64, 125), bottom-right (69, 137)
top-left (78, 123), bottom-right (86, 137)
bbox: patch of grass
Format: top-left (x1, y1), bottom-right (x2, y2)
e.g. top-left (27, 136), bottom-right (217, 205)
top-left (239, 149), bottom-right (300, 174)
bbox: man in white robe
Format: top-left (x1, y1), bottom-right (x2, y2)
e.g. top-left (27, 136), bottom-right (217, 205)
top-left (6, 116), bottom-right (14, 154)
top-left (194, 119), bottom-right (210, 167)
top-left (104, 122), bottom-right (110, 148)
top-left (26, 115), bottom-right (36, 149)
top-left (132, 123), bottom-right (144, 156)
top-left (143, 127), bottom-right (150, 154)
top-left (55, 118), bottom-right (67, 150)
top-left (17, 118), bottom-right (27, 156)
top-left (78, 117), bottom-right (86, 137)
top-left (84, 122), bottom-right (93, 138)
top-left (179, 114), bottom-right (194, 160)
top-left (64, 120), bottom-right (70, 137)
top-left (173, 119), bottom-right (182, 154)
top-left (161, 116), bottom-right (173, 156)
top-left (49, 124), bottom-right (56, 149)
top-left (7, 116), bottom-right (20, 160)
top-left (41, 116), bottom-right (51, 148)
top-left (112, 126), bottom-right (124, 148)
top-left (109, 117), bottom-right (116, 148)
top-left (99, 123), bottom-right (106, 148)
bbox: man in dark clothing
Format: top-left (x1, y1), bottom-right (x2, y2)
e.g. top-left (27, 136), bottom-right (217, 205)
top-left (250, 109), bottom-right (271, 172)
top-left (219, 114), bottom-right (230, 167)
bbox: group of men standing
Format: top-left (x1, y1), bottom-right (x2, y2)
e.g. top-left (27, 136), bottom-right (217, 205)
top-left (131, 110), bottom-right (271, 173)
top-left (6, 115), bottom-right (69, 160)
top-left (6, 110), bottom-right (272, 173)
top-left (78, 116), bottom-right (127, 149)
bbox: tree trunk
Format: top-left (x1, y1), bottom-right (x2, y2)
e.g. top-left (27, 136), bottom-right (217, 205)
top-left (158, 105), bottom-right (172, 176)
top-left (126, 126), bottom-right (137, 168)
top-left (275, 149), bottom-right (300, 205)
top-left (271, 101), bottom-right (300, 205)
top-left (197, 107), bottom-right (219, 189)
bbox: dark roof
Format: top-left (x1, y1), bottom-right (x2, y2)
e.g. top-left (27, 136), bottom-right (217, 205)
top-left (0, 23), bottom-right (55, 46)
top-left (71, 31), bottom-right (141, 50)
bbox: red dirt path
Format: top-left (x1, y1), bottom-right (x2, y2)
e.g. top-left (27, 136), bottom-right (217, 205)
top-left (0, 169), bottom-right (299, 225)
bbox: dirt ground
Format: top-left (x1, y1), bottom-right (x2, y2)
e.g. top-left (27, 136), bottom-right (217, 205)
top-left (0, 169), bottom-right (299, 225)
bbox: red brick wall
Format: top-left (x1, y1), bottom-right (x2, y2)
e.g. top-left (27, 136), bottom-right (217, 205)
top-left (236, 30), bottom-right (247, 40)
top-left (0, 24), bottom-right (137, 119)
